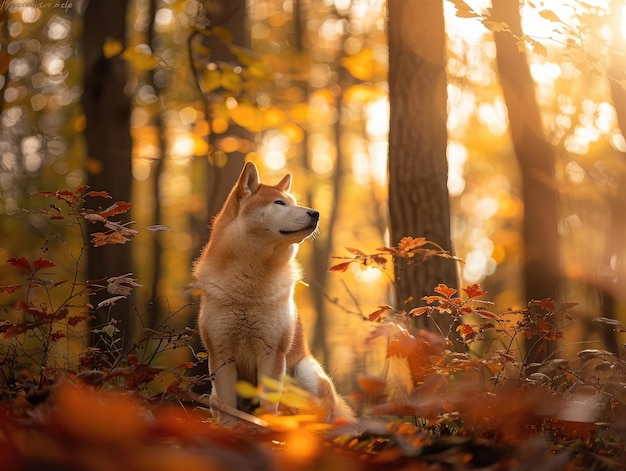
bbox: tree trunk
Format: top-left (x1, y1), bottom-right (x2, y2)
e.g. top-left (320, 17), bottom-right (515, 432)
top-left (598, 0), bottom-right (626, 354)
top-left (491, 0), bottom-right (561, 363)
top-left (187, 0), bottom-right (249, 392)
top-left (82, 0), bottom-right (134, 344)
top-left (387, 0), bottom-right (458, 326)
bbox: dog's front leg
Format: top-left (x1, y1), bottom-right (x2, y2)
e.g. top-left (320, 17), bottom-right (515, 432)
top-left (210, 357), bottom-right (238, 422)
top-left (257, 352), bottom-right (286, 413)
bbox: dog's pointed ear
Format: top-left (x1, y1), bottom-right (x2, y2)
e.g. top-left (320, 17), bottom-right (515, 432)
top-left (276, 173), bottom-right (292, 192)
top-left (238, 162), bottom-right (260, 195)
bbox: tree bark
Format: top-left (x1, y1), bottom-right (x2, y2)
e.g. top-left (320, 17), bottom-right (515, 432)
top-left (82, 0), bottom-right (134, 344)
top-left (491, 0), bottom-right (561, 363)
top-left (387, 0), bottom-right (458, 325)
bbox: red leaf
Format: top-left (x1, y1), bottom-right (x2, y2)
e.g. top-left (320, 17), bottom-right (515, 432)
top-left (4, 323), bottom-right (28, 339)
top-left (371, 255), bottom-right (388, 268)
top-left (7, 257), bottom-right (32, 273)
top-left (97, 201), bottom-right (134, 219)
top-left (529, 298), bottom-right (557, 312)
top-left (368, 305), bottom-right (392, 322)
top-left (34, 258), bottom-right (55, 272)
top-left (345, 247), bottom-right (366, 256)
top-left (15, 299), bottom-right (47, 318)
top-left (0, 284), bottom-right (22, 294)
top-left (328, 261), bottom-right (352, 272)
top-left (434, 284), bottom-right (457, 299)
top-left (86, 190), bottom-right (111, 199)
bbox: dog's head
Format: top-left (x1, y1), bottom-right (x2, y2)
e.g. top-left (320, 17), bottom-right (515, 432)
top-left (229, 162), bottom-right (319, 244)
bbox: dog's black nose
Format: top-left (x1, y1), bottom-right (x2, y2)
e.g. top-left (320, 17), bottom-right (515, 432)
top-left (308, 210), bottom-right (320, 221)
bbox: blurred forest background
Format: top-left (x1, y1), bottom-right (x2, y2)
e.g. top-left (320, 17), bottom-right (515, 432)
top-left (1, 0), bottom-right (626, 395)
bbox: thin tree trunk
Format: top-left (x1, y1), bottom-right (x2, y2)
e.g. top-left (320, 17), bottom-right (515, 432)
top-left (187, 0), bottom-right (248, 392)
top-left (387, 0), bottom-right (458, 327)
top-left (82, 0), bottom-right (134, 345)
top-left (147, 0), bottom-right (167, 329)
top-left (491, 0), bottom-right (561, 363)
top-left (598, 0), bottom-right (626, 354)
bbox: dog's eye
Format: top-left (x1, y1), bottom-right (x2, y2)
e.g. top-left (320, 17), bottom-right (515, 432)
top-left (274, 200), bottom-right (286, 206)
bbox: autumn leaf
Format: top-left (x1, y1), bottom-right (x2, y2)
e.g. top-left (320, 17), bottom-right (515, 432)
top-left (0, 284), bottom-right (22, 294)
top-left (434, 284), bottom-right (457, 299)
top-left (463, 284), bottom-right (486, 299)
top-left (592, 316), bottom-right (626, 332)
top-left (15, 299), bottom-right (47, 318)
top-left (538, 9), bottom-right (562, 24)
top-left (357, 375), bottom-right (387, 396)
top-left (473, 308), bottom-right (498, 320)
top-left (106, 273), bottom-right (142, 296)
top-left (532, 41), bottom-right (548, 57)
top-left (85, 190), bottom-right (111, 199)
top-left (368, 305), bottom-right (393, 322)
top-left (121, 45), bottom-right (158, 71)
top-left (328, 261), bottom-right (352, 272)
top-left (409, 307), bottom-right (430, 317)
top-left (97, 201), bottom-right (134, 219)
top-left (33, 258), bottom-right (55, 272)
top-left (447, 0), bottom-right (481, 18)
top-left (7, 257), bottom-right (32, 274)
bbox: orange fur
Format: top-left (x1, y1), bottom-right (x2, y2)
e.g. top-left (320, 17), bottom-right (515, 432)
top-left (194, 162), bottom-right (354, 423)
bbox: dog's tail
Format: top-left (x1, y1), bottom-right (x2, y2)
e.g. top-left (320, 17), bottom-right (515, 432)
top-left (292, 356), bottom-right (356, 423)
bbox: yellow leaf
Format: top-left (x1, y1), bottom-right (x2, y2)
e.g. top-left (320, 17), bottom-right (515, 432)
top-left (211, 26), bottom-right (233, 42)
top-left (201, 69), bottom-right (221, 93)
top-left (121, 46), bottom-right (157, 71)
top-left (481, 19), bottom-right (509, 33)
top-left (539, 9), bottom-right (562, 24)
top-left (235, 380), bottom-right (258, 399)
top-left (228, 44), bottom-right (260, 66)
top-left (260, 376), bottom-right (283, 392)
top-left (103, 38), bottom-right (123, 58)
top-left (220, 69), bottom-right (242, 94)
top-left (533, 41), bottom-right (548, 57)
top-left (341, 48), bottom-right (374, 81)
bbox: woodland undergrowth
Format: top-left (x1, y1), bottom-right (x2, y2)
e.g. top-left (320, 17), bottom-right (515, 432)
top-left (0, 187), bottom-right (625, 470)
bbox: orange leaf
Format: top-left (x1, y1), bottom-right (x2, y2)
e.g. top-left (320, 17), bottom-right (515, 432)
top-left (434, 284), bottom-right (457, 299)
top-left (474, 309), bottom-right (498, 320)
top-left (97, 201), bottom-right (134, 219)
top-left (409, 307), bottom-right (430, 317)
top-left (357, 375), bottom-right (386, 396)
top-left (328, 261), bottom-right (352, 272)
top-left (368, 305), bottom-right (392, 322)
top-left (463, 284), bottom-right (486, 299)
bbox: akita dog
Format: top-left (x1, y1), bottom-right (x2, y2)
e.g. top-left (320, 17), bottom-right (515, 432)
top-left (194, 162), bottom-right (355, 423)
